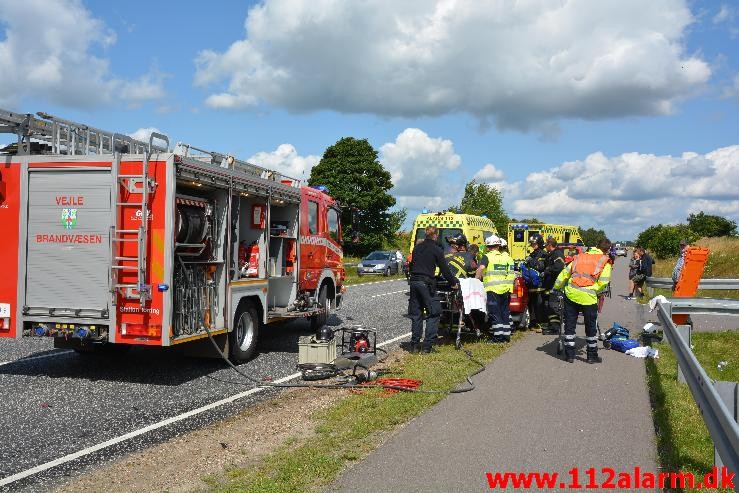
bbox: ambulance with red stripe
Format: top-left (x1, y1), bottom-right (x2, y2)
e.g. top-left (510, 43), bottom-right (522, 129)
top-left (0, 109), bottom-right (344, 363)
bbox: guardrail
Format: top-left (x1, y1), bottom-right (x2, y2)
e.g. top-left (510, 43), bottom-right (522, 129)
top-left (655, 299), bottom-right (739, 487)
top-left (646, 277), bottom-right (739, 294)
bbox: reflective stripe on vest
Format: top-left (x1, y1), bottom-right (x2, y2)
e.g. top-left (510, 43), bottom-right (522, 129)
top-left (569, 253), bottom-right (609, 287)
top-left (445, 253), bottom-right (467, 278)
top-left (483, 252), bottom-right (513, 291)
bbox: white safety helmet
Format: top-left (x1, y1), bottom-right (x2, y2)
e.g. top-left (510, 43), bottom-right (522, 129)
top-left (485, 235), bottom-right (502, 247)
top-left (500, 238), bottom-right (508, 247)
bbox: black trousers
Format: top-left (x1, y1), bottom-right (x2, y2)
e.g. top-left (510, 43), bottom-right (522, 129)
top-left (408, 279), bottom-right (441, 349)
top-left (528, 288), bottom-right (546, 326)
top-left (563, 296), bottom-right (599, 357)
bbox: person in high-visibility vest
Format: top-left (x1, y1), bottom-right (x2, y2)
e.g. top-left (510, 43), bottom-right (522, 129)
top-left (553, 238), bottom-right (612, 363)
top-left (476, 235), bottom-right (515, 343)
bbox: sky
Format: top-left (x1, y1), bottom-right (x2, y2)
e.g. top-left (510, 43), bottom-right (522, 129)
top-left (0, 0), bottom-right (737, 240)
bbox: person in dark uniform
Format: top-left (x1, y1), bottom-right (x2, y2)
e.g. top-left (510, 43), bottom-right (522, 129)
top-left (524, 234), bottom-right (547, 331)
top-left (408, 226), bottom-right (458, 353)
top-left (444, 233), bottom-right (477, 278)
top-left (541, 237), bottom-right (566, 334)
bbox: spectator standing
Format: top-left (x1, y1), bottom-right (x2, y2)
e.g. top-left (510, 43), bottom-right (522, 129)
top-left (632, 247), bottom-right (653, 299)
top-left (672, 239), bottom-right (689, 291)
top-left (627, 249), bottom-right (641, 298)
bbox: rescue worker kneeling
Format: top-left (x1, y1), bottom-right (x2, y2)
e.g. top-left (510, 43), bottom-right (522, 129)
top-left (553, 239), bottom-right (612, 363)
top-left (476, 235), bottom-right (514, 343)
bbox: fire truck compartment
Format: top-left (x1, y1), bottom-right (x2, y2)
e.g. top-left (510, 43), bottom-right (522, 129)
top-left (24, 169), bottom-right (111, 318)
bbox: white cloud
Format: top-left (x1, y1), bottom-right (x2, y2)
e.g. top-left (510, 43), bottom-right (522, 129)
top-left (493, 145), bottom-right (739, 239)
top-left (0, 0), bottom-right (165, 108)
top-left (194, 0), bottom-right (710, 129)
top-left (248, 144), bottom-right (320, 181)
top-left (380, 128), bottom-right (461, 206)
top-left (473, 164), bottom-right (505, 181)
top-left (713, 5), bottom-right (732, 23)
top-left (129, 127), bottom-right (161, 143)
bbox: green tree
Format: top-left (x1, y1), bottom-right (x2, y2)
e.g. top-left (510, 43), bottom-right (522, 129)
top-left (687, 211), bottom-right (737, 237)
top-left (636, 223), bottom-right (699, 259)
top-left (309, 137), bottom-right (396, 254)
top-left (579, 227), bottom-right (606, 247)
top-left (459, 180), bottom-right (509, 236)
top-left (510, 217), bottom-right (543, 224)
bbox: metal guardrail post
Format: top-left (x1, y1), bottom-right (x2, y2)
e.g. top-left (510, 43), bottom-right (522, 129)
top-left (674, 324), bottom-right (692, 384)
top-left (714, 381), bottom-right (739, 473)
top-left (656, 301), bottom-right (739, 483)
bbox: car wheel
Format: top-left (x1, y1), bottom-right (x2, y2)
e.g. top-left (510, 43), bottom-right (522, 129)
top-left (517, 309), bottom-right (531, 330)
top-left (383, 267), bottom-right (390, 277)
top-left (229, 301), bottom-right (260, 364)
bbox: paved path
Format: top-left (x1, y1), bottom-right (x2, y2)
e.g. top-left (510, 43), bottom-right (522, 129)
top-left (329, 259), bottom-right (660, 492)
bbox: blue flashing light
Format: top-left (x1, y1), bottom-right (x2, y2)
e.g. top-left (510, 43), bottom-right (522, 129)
top-left (422, 209), bottom-right (429, 214)
top-left (34, 326), bottom-right (47, 336)
top-left (76, 327), bottom-right (90, 339)
top-left (158, 284), bottom-right (169, 292)
top-left (481, 214), bottom-right (488, 218)
top-left (310, 185), bottom-right (329, 193)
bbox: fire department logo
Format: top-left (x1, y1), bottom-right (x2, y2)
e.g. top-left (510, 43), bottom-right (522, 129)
top-left (61, 209), bottom-right (77, 230)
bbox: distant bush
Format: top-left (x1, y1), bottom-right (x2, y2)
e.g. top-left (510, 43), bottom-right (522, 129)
top-left (636, 224), bottom-right (699, 259)
top-left (687, 211), bottom-right (737, 238)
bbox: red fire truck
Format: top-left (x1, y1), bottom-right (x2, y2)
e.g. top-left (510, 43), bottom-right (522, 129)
top-left (0, 109), bottom-right (345, 362)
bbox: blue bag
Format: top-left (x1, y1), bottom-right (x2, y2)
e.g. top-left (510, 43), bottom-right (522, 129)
top-left (609, 338), bottom-right (640, 353)
top-left (520, 264), bottom-right (541, 288)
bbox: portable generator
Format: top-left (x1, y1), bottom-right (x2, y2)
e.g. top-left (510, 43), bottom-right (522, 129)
top-left (339, 326), bottom-right (377, 356)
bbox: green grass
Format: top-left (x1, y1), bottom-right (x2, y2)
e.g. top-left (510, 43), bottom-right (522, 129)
top-left (204, 334), bottom-right (522, 493)
top-left (646, 331), bottom-right (739, 492)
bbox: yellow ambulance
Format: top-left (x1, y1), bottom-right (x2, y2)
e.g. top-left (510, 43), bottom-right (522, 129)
top-left (507, 223), bottom-right (582, 261)
top-left (410, 211), bottom-right (498, 253)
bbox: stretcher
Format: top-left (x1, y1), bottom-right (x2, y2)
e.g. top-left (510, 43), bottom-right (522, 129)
top-left (437, 282), bottom-right (484, 349)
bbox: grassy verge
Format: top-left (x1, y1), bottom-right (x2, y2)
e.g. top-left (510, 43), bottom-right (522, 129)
top-left (645, 331), bottom-right (739, 492)
top-left (649, 237), bottom-right (739, 300)
top-left (205, 334), bottom-right (522, 493)
top-left (343, 256), bottom-right (407, 286)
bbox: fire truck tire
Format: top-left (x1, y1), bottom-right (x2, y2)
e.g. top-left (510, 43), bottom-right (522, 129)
top-left (230, 303), bottom-right (260, 364)
top-left (310, 284), bottom-right (330, 331)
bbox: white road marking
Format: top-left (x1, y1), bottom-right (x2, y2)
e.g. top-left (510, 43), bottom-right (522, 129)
top-left (0, 332), bottom-right (412, 487)
top-left (0, 351), bottom-right (72, 368)
top-left (367, 290), bottom-right (407, 299)
top-left (347, 278), bottom-right (406, 288)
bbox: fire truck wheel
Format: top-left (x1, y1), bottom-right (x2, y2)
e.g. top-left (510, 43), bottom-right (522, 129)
top-left (310, 284), bottom-right (330, 331)
top-left (230, 303), bottom-right (260, 364)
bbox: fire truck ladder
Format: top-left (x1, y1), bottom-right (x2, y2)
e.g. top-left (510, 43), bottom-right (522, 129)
top-left (0, 108), bottom-right (168, 155)
top-left (174, 141), bottom-right (300, 186)
top-left (111, 132), bottom-right (170, 307)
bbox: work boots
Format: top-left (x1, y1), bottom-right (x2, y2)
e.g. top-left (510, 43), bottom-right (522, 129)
top-left (586, 350), bottom-right (602, 364)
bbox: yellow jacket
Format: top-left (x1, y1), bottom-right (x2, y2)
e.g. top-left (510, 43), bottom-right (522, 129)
top-left (483, 250), bottom-right (514, 294)
top-left (554, 248), bottom-right (611, 305)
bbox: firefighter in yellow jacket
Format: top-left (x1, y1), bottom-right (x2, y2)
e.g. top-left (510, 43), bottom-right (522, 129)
top-left (476, 235), bottom-right (515, 343)
top-left (553, 238), bottom-right (612, 363)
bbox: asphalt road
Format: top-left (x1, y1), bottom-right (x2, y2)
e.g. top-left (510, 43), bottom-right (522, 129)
top-left (330, 258), bottom-right (661, 493)
top-left (0, 278), bottom-right (412, 492)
